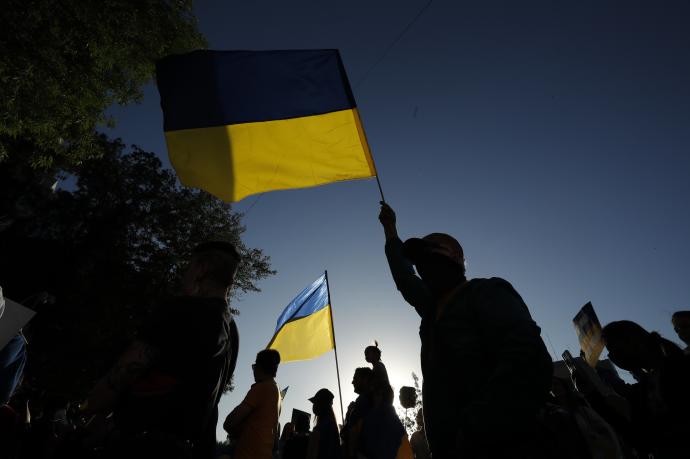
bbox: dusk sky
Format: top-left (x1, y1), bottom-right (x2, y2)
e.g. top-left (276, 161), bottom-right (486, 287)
top-left (104, 1), bottom-right (690, 438)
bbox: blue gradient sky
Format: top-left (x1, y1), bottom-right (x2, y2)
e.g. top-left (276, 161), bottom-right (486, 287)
top-left (104, 1), bottom-right (690, 438)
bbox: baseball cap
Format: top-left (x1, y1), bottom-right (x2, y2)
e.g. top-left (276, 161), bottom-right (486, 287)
top-left (308, 388), bottom-right (335, 404)
top-left (403, 233), bottom-right (464, 265)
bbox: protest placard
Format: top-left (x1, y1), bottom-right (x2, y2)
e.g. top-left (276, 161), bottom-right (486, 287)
top-left (0, 297), bottom-right (35, 351)
top-left (573, 302), bottom-right (604, 367)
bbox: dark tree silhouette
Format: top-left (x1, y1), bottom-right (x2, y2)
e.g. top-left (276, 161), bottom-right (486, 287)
top-left (0, 136), bottom-right (275, 398)
top-left (0, 0), bottom-right (205, 168)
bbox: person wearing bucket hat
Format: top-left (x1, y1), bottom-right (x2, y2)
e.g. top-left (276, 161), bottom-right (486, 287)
top-left (307, 388), bottom-right (342, 459)
top-left (378, 202), bottom-right (552, 458)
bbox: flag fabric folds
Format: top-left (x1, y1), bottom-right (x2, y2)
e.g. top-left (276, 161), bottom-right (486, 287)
top-left (267, 274), bottom-right (334, 362)
top-left (156, 49), bottom-right (376, 202)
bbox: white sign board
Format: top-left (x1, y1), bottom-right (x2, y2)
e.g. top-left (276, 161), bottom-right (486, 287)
top-left (0, 298), bottom-right (36, 351)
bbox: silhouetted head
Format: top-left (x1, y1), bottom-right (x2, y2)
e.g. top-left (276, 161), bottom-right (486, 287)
top-left (352, 367), bottom-right (373, 395)
top-left (309, 388), bottom-right (334, 408)
top-left (672, 311), bottom-right (690, 346)
top-left (253, 349), bottom-right (280, 381)
top-left (403, 233), bottom-right (466, 296)
top-left (364, 342), bottom-right (381, 363)
top-left (309, 388), bottom-right (336, 424)
top-left (602, 321), bottom-right (650, 372)
top-left (602, 321), bottom-right (681, 372)
top-left (181, 241), bottom-right (240, 298)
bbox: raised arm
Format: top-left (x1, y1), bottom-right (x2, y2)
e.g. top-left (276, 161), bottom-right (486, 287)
top-left (379, 203), bottom-right (432, 315)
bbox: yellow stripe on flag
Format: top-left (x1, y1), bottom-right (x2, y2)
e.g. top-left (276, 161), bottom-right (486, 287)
top-left (164, 108), bottom-right (375, 202)
top-left (268, 305), bottom-right (335, 362)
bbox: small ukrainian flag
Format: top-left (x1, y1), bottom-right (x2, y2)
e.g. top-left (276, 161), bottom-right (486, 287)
top-left (268, 274), bottom-right (334, 362)
top-left (156, 49), bottom-right (376, 202)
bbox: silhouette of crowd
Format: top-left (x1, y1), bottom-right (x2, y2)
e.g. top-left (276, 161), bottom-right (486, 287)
top-left (2, 203), bottom-right (690, 458)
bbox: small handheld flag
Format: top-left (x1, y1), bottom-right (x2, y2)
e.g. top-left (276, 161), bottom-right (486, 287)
top-left (156, 49), bottom-right (377, 202)
top-left (278, 386), bottom-right (289, 417)
top-left (267, 274), bottom-right (334, 362)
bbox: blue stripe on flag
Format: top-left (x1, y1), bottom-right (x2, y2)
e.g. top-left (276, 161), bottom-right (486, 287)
top-left (156, 49), bottom-right (356, 131)
top-left (274, 274), bottom-right (329, 333)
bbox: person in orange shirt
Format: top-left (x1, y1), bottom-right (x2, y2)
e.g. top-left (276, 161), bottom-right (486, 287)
top-left (224, 349), bottom-right (281, 459)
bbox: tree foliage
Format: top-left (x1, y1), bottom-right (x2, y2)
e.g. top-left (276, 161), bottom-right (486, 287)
top-left (399, 372), bottom-right (424, 436)
top-left (0, 0), bottom-right (205, 168)
top-left (0, 136), bottom-right (275, 399)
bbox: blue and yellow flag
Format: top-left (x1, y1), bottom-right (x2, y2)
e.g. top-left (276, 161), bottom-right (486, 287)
top-left (156, 50), bottom-right (376, 202)
top-left (268, 274), bottom-right (334, 362)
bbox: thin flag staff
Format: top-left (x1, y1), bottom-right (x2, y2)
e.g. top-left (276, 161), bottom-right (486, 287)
top-left (156, 49), bottom-right (384, 202)
top-left (267, 272), bottom-right (345, 422)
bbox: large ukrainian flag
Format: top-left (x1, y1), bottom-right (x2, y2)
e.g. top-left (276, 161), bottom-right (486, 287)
top-left (268, 274), bottom-right (334, 362)
top-left (156, 50), bottom-right (376, 202)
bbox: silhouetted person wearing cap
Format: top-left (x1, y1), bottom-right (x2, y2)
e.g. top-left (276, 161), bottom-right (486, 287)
top-left (82, 241), bottom-right (241, 459)
top-left (378, 203), bottom-right (552, 458)
top-left (224, 349), bottom-right (282, 459)
top-left (307, 388), bottom-right (342, 459)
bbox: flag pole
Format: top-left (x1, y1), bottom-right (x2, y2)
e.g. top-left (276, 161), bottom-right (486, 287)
top-left (375, 175), bottom-right (386, 203)
top-left (353, 106), bottom-right (386, 203)
top-left (324, 270), bottom-right (345, 424)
